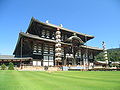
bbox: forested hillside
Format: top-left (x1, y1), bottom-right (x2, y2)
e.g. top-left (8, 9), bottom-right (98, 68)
top-left (95, 48), bottom-right (120, 61)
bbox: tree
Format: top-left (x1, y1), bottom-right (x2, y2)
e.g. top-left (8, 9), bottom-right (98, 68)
top-left (107, 48), bottom-right (120, 61)
top-left (95, 48), bottom-right (120, 61)
top-left (95, 52), bottom-right (105, 61)
top-left (8, 62), bottom-right (14, 70)
top-left (1, 64), bottom-right (7, 70)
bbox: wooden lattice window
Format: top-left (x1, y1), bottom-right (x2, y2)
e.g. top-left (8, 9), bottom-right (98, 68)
top-left (44, 45), bottom-right (49, 54)
top-left (46, 30), bottom-right (50, 38)
top-left (38, 44), bottom-right (42, 54)
top-left (49, 56), bottom-right (53, 61)
top-left (49, 45), bottom-right (54, 54)
top-left (52, 32), bottom-right (55, 40)
top-left (41, 30), bottom-right (45, 37)
top-left (33, 43), bottom-right (37, 53)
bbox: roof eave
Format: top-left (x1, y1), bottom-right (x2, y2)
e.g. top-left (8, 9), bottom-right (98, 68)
top-left (13, 33), bottom-right (22, 55)
top-left (81, 45), bottom-right (103, 51)
top-left (30, 17), bottom-right (94, 38)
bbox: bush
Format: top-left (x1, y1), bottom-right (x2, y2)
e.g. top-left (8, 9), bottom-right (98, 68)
top-left (8, 62), bottom-right (14, 70)
top-left (44, 66), bottom-right (48, 70)
top-left (1, 64), bottom-right (7, 70)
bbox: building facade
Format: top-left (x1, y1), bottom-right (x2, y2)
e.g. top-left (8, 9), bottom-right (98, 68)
top-left (13, 17), bottom-right (103, 66)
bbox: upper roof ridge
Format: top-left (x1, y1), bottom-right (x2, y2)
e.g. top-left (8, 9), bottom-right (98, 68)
top-left (28, 17), bottom-right (94, 38)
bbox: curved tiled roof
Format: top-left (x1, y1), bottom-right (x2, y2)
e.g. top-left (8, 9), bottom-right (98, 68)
top-left (27, 17), bottom-right (94, 39)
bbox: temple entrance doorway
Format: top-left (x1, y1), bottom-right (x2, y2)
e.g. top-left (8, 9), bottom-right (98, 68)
top-left (66, 58), bottom-right (74, 65)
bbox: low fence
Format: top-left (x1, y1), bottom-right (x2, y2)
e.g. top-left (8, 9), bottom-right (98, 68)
top-left (88, 68), bottom-right (120, 71)
top-left (16, 65), bottom-right (120, 71)
top-left (19, 65), bottom-right (89, 71)
top-left (17, 66), bottom-right (62, 71)
top-left (62, 66), bottom-right (86, 71)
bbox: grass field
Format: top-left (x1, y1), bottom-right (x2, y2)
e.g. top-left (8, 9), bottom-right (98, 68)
top-left (0, 71), bottom-right (120, 90)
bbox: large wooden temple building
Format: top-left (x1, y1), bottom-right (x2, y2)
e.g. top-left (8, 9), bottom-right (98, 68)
top-left (13, 17), bottom-right (103, 66)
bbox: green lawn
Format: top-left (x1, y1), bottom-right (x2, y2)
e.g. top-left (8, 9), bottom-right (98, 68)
top-left (0, 71), bottom-right (120, 90)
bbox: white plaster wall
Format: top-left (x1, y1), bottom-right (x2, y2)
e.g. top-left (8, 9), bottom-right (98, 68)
top-left (43, 61), bottom-right (54, 66)
top-left (37, 61), bottom-right (41, 66)
top-left (33, 61), bottom-right (37, 66)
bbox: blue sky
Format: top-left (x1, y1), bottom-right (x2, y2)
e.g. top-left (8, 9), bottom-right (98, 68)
top-left (0, 0), bottom-right (120, 55)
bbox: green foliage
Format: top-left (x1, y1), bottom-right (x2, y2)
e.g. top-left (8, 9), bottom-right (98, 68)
top-left (1, 64), bottom-right (7, 70)
top-left (95, 52), bottom-right (105, 61)
top-left (8, 62), bottom-right (14, 70)
top-left (95, 48), bottom-right (120, 61)
top-left (107, 48), bottom-right (120, 61)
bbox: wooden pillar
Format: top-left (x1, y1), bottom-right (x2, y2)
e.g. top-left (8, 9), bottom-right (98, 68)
top-left (72, 46), bottom-right (76, 65)
top-left (53, 45), bottom-right (55, 66)
top-left (48, 56), bottom-right (49, 66)
top-left (42, 43), bottom-right (44, 66)
top-left (21, 37), bottom-right (23, 58)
